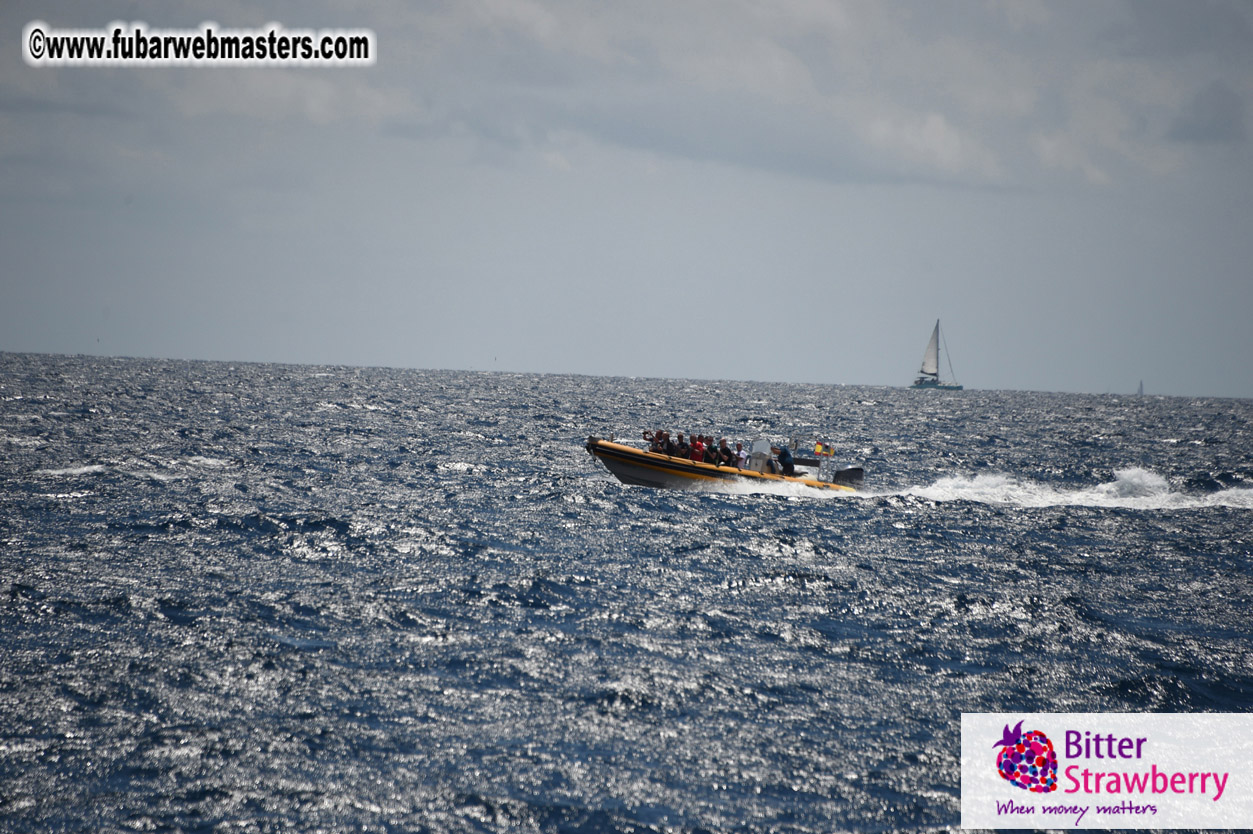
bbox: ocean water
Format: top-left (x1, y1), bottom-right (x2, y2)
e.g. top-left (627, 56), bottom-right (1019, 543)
top-left (1, 352), bottom-right (1250, 833)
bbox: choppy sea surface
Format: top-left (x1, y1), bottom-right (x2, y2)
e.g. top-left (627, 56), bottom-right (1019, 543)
top-left (2, 352), bottom-right (1251, 833)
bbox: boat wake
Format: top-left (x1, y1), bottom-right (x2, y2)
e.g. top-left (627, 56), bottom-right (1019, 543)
top-left (893, 468), bottom-right (1253, 511)
top-left (693, 467), bottom-right (1253, 510)
top-left (693, 477), bottom-right (859, 500)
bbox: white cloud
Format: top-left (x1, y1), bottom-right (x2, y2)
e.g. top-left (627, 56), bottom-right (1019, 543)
top-left (864, 110), bottom-right (1003, 180)
top-left (152, 68), bottom-right (410, 126)
top-left (1033, 132), bottom-right (1110, 185)
top-left (383, 0), bottom-right (1244, 189)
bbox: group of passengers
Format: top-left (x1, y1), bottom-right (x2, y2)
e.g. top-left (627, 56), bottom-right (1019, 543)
top-left (643, 430), bottom-right (747, 468)
top-left (642, 430), bottom-right (797, 476)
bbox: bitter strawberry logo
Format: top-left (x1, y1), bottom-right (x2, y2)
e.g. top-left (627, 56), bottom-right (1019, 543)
top-left (994, 720), bottom-right (1058, 793)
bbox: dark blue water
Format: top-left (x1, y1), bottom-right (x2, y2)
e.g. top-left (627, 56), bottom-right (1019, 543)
top-left (2, 352), bottom-right (1250, 832)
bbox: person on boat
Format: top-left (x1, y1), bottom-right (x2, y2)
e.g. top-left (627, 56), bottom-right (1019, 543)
top-left (643, 430), bottom-right (664, 453)
top-left (702, 436), bottom-right (718, 464)
top-left (734, 442), bottom-right (748, 468)
top-left (716, 438), bottom-right (736, 466)
top-left (771, 443), bottom-right (795, 476)
top-left (689, 435), bottom-right (705, 462)
top-left (672, 432), bottom-right (689, 459)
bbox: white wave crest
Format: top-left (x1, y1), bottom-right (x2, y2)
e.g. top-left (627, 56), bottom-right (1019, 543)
top-left (185, 456), bottom-right (229, 467)
top-left (38, 464), bottom-right (107, 476)
top-left (438, 461), bottom-right (486, 474)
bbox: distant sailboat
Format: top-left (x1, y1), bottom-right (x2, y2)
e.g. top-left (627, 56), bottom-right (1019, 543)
top-left (1137, 380), bottom-right (1144, 396)
top-left (911, 319), bottom-right (963, 390)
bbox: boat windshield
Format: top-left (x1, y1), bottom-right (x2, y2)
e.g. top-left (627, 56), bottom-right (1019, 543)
top-left (750, 438), bottom-right (774, 456)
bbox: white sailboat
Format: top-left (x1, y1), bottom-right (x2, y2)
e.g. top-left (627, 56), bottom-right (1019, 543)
top-left (911, 319), bottom-right (963, 390)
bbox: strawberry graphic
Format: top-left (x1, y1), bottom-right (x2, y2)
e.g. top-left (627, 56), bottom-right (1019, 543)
top-left (993, 721), bottom-right (1058, 793)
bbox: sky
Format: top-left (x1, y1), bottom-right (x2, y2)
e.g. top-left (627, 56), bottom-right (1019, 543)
top-left (3, 1), bottom-right (1252, 398)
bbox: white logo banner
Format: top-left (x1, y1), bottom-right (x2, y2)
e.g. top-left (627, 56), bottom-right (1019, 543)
top-left (961, 713), bottom-right (1253, 829)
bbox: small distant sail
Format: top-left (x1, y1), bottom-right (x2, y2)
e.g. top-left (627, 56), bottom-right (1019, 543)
top-left (911, 319), bottom-right (962, 389)
top-left (920, 322), bottom-right (940, 379)
top-left (1137, 380), bottom-right (1144, 396)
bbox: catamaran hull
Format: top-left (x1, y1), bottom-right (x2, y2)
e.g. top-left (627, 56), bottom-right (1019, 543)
top-left (586, 438), bottom-right (860, 492)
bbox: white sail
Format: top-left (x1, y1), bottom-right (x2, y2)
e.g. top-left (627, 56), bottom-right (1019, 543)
top-left (911, 319), bottom-right (962, 389)
top-left (919, 320), bottom-right (940, 377)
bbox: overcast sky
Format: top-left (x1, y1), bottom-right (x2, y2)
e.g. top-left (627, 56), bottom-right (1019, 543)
top-left (3, 1), bottom-right (1251, 397)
